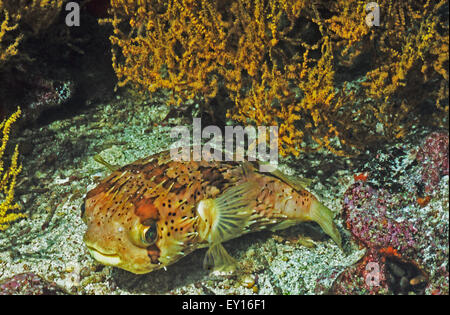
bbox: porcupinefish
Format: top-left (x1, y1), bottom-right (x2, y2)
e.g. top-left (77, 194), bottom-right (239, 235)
top-left (82, 149), bottom-right (342, 274)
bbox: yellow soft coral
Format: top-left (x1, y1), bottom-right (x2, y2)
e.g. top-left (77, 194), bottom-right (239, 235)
top-left (1, 0), bottom-right (63, 68)
top-left (359, 0), bottom-right (449, 139)
top-left (0, 107), bottom-right (24, 231)
top-left (2, 0), bottom-right (63, 35)
top-left (105, 0), bottom-right (449, 157)
top-left (0, 6), bottom-right (22, 66)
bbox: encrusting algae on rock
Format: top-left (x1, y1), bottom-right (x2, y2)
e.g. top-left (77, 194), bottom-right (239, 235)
top-left (82, 149), bottom-right (341, 274)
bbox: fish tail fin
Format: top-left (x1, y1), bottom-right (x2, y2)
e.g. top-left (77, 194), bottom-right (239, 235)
top-left (308, 200), bottom-right (342, 249)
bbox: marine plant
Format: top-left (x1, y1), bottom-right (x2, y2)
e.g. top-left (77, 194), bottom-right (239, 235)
top-left (0, 107), bottom-right (24, 231)
top-left (0, 3), bottom-right (21, 67)
top-left (0, 0), bottom-right (63, 69)
top-left (103, 0), bottom-right (448, 157)
top-left (0, 0), bottom-right (64, 119)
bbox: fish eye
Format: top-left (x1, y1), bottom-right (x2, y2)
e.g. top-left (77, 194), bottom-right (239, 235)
top-left (130, 219), bottom-right (159, 247)
top-left (142, 220), bottom-right (158, 245)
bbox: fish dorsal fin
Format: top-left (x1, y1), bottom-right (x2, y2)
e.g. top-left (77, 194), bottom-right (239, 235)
top-left (265, 166), bottom-right (312, 191)
top-left (93, 154), bottom-right (120, 172)
top-left (241, 161), bottom-right (257, 177)
top-left (197, 181), bottom-right (258, 271)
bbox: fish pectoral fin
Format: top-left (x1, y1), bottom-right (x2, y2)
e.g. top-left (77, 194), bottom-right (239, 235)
top-left (198, 182), bottom-right (258, 272)
top-left (266, 168), bottom-right (312, 191)
top-left (203, 243), bottom-right (237, 272)
top-left (203, 181), bottom-right (258, 244)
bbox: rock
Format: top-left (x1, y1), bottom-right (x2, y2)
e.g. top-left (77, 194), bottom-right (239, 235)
top-left (0, 273), bottom-right (67, 295)
top-left (334, 131), bottom-right (449, 295)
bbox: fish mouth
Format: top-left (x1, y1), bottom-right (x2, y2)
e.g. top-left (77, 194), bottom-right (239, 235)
top-left (86, 245), bottom-right (121, 266)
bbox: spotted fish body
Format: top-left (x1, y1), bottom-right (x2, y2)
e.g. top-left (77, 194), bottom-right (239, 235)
top-left (82, 150), bottom-right (342, 274)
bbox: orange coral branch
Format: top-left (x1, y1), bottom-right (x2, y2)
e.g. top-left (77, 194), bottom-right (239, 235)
top-left (104, 0), bottom-right (449, 157)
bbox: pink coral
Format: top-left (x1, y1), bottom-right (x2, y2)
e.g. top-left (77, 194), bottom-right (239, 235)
top-left (330, 248), bottom-right (389, 295)
top-left (337, 130), bottom-right (449, 294)
top-left (343, 182), bottom-right (416, 253)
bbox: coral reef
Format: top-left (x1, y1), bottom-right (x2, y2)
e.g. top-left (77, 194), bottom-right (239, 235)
top-left (0, 107), bottom-right (24, 231)
top-left (104, 0), bottom-right (448, 156)
top-left (0, 83), bottom-right (447, 295)
top-left (343, 183), bottom-right (415, 253)
top-left (0, 0), bottom-right (447, 298)
top-left (336, 131), bottom-right (449, 294)
top-left (0, 92), bottom-right (358, 295)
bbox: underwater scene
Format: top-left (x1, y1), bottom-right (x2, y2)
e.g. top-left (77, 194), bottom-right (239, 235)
top-left (0, 0), bottom-right (448, 296)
